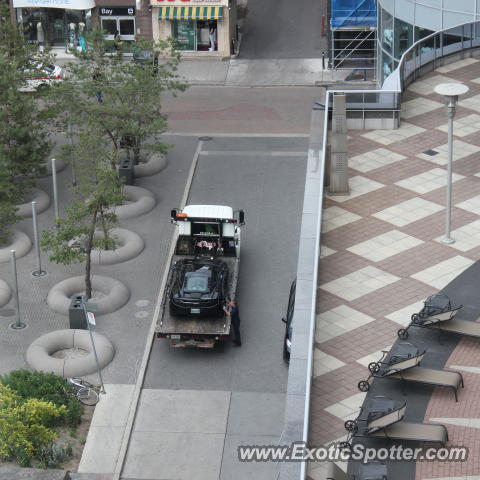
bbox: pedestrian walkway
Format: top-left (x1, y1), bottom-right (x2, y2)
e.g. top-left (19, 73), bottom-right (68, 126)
top-left (308, 57), bottom-right (480, 479)
top-left (52, 47), bottom-right (350, 87)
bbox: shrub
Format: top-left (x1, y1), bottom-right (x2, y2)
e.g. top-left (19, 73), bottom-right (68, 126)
top-left (1, 369), bottom-right (83, 426)
top-left (38, 442), bottom-right (73, 469)
top-left (0, 384), bottom-right (60, 466)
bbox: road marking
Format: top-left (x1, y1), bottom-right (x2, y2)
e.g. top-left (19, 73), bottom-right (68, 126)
top-left (164, 132), bottom-right (310, 138)
top-left (199, 150), bottom-right (307, 157)
top-left (114, 141), bottom-right (204, 480)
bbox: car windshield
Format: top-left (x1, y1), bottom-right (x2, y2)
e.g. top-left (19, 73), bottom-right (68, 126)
top-left (184, 274), bottom-right (209, 293)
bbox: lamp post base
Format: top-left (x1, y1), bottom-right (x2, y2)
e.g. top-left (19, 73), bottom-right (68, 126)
top-left (32, 270), bottom-right (47, 277)
top-left (9, 322), bottom-right (27, 330)
top-left (441, 236), bottom-right (455, 244)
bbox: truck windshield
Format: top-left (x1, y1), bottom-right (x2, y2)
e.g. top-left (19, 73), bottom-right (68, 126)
top-left (192, 222), bottom-right (220, 236)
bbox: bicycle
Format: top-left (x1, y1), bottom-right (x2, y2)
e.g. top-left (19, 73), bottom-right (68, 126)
top-left (67, 377), bottom-right (100, 406)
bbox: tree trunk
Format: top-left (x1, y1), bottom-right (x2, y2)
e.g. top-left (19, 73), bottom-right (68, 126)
top-left (100, 208), bottom-right (110, 250)
top-left (133, 138), bottom-right (141, 165)
top-left (84, 208), bottom-right (98, 299)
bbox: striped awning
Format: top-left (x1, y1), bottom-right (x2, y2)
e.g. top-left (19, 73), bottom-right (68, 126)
top-left (159, 6), bottom-right (223, 20)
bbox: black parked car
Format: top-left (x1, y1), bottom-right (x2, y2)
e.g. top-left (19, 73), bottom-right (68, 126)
top-left (282, 279), bottom-right (296, 363)
top-left (169, 258), bottom-right (228, 317)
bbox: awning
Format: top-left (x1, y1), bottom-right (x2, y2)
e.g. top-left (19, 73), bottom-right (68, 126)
top-left (159, 6), bottom-right (223, 20)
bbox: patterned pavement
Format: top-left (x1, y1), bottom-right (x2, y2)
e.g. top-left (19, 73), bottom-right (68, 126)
top-left (308, 57), bottom-right (480, 480)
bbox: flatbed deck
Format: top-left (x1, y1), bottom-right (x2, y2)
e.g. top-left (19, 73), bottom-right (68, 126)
top-left (155, 254), bottom-right (239, 338)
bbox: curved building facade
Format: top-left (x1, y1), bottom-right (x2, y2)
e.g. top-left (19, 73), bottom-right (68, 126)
top-left (377, 0), bottom-right (480, 83)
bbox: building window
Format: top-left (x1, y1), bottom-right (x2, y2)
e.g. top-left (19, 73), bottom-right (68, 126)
top-left (172, 20), bottom-right (217, 52)
top-left (394, 17), bottom-right (413, 59)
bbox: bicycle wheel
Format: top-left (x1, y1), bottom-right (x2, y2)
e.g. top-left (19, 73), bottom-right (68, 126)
top-left (77, 386), bottom-right (99, 406)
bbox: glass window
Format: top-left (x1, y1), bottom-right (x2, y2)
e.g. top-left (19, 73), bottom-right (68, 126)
top-left (101, 18), bottom-right (117, 36)
top-left (394, 17), bottom-right (413, 60)
top-left (173, 20), bottom-right (195, 51)
top-left (184, 275), bottom-right (209, 293)
top-left (381, 8), bottom-right (393, 53)
top-left (119, 18), bottom-right (135, 38)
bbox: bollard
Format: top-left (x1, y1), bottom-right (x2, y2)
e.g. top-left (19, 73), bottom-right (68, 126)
top-left (10, 250), bottom-right (26, 329)
top-left (51, 158), bottom-right (60, 226)
top-left (31, 201), bottom-right (47, 276)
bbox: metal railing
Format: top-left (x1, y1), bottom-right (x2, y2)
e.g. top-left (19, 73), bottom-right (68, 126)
top-left (290, 17), bottom-right (480, 480)
top-left (383, 20), bottom-right (480, 92)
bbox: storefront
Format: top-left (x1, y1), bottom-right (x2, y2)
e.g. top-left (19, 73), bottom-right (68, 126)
top-left (151, 0), bottom-right (237, 57)
top-left (93, 2), bottom-right (153, 43)
top-left (12, 0), bottom-right (94, 50)
top-left (98, 6), bottom-right (136, 41)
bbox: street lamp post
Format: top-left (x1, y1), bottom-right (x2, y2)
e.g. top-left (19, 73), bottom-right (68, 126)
top-left (433, 83), bottom-right (469, 244)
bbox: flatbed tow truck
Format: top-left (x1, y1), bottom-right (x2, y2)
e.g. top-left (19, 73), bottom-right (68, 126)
top-left (156, 204), bottom-right (244, 348)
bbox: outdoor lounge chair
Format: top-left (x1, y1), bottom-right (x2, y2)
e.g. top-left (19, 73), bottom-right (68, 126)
top-left (358, 342), bottom-right (464, 401)
top-left (342, 396), bottom-right (448, 448)
top-left (397, 294), bottom-right (463, 340)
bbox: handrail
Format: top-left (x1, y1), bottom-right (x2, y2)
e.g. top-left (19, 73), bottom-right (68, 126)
top-left (382, 19), bottom-right (480, 92)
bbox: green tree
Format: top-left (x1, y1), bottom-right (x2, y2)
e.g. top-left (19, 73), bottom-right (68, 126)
top-left (41, 131), bottom-right (124, 299)
top-left (0, 4), bottom-right (52, 245)
top-left (49, 27), bottom-right (186, 166)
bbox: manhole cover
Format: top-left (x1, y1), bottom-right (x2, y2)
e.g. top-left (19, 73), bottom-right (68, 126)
top-left (0, 309), bottom-right (15, 317)
top-left (198, 136), bottom-right (212, 141)
top-left (423, 149), bottom-right (439, 156)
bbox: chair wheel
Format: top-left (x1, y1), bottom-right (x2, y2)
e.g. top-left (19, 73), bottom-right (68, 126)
top-left (344, 420), bottom-right (358, 434)
top-left (358, 380), bottom-right (370, 392)
top-left (397, 328), bottom-right (409, 339)
top-left (368, 362), bottom-right (380, 374)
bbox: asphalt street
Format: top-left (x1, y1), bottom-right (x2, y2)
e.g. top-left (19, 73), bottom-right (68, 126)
top-left (239, 0), bottom-right (327, 59)
top-left (135, 135), bottom-right (308, 479)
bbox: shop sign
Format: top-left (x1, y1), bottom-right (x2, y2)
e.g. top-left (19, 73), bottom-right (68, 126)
top-left (99, 6), bottom-right (135, 15)
top-left (13, 0), bottom-right (95, 9)
top-left (13, 0), bottom-right (95, 10)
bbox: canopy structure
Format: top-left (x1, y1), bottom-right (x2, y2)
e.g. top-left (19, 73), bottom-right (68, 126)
top-left (159, 6), bottom-right (223, 20)
top-left (331, 0), bottom-right (376, 29)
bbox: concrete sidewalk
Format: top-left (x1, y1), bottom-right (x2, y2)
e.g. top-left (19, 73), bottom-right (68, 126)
top-left (52, 48), bottom-right (350, 87)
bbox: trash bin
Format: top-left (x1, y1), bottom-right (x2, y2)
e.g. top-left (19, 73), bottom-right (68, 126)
top-left (69, 295), bottom-right (87, 330)
top-left (119, 158), bottom-right (134, 185)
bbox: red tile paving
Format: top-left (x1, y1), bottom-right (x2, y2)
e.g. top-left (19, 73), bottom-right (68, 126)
top-left (309, 58), bottom-right (480, 480)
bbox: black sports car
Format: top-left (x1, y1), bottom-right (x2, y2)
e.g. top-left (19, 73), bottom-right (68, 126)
top-left (169, 258), bottom-right (228, 317)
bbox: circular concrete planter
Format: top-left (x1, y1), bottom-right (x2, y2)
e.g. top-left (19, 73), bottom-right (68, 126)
top-left (26, 329), bottom-right (115, 377)
top-left (134, 153), bottom-right (167, 178)
top-left (16, 188), bottom-right (50, 218)
top-left (0, 279), bottom-right (11, 308)
top-left (47, 275), bottom-right (130, 315)
top-left (91, 228), bottom-right (145, 265)
top-left (0, 230), bottom-right (32, 263)
top-left (114, 185), bottom-right (156, 220)
top-left (42, 157), bottom-right (67, 176)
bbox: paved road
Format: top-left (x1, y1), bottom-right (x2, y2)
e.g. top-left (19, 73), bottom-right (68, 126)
top-left (123, 135), bottom-right (308, 480)
top-left (162, 86), bottom-right (323, 135)
top-left (239, 0), bottom-right (327, 59)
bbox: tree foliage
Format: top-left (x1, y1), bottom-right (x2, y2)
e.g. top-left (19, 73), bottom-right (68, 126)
top-left (49, 26), bottom-right (186, 165)
top-left (41, 131), bottom-right (124, 298)
top-left (0, 4), bottom-right (52, 245)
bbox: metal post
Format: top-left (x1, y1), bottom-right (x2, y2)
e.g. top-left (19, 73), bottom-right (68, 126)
top-left (31, 201), bottom-right (46, 276)
top-left (442, 98), bottom-right (456, 244)
top-left (434, 83), bottom-right (469, 244)
top-left (51, 158), bottom-right (60, 226)
top-left (68, 122), bottom-right (77, 186)
top-left (322, 51), bottom-right (325, 70)
top-left (82, 300), bottom-right (106, 394)
top-left (10, 250), bottom-right (26, 330)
